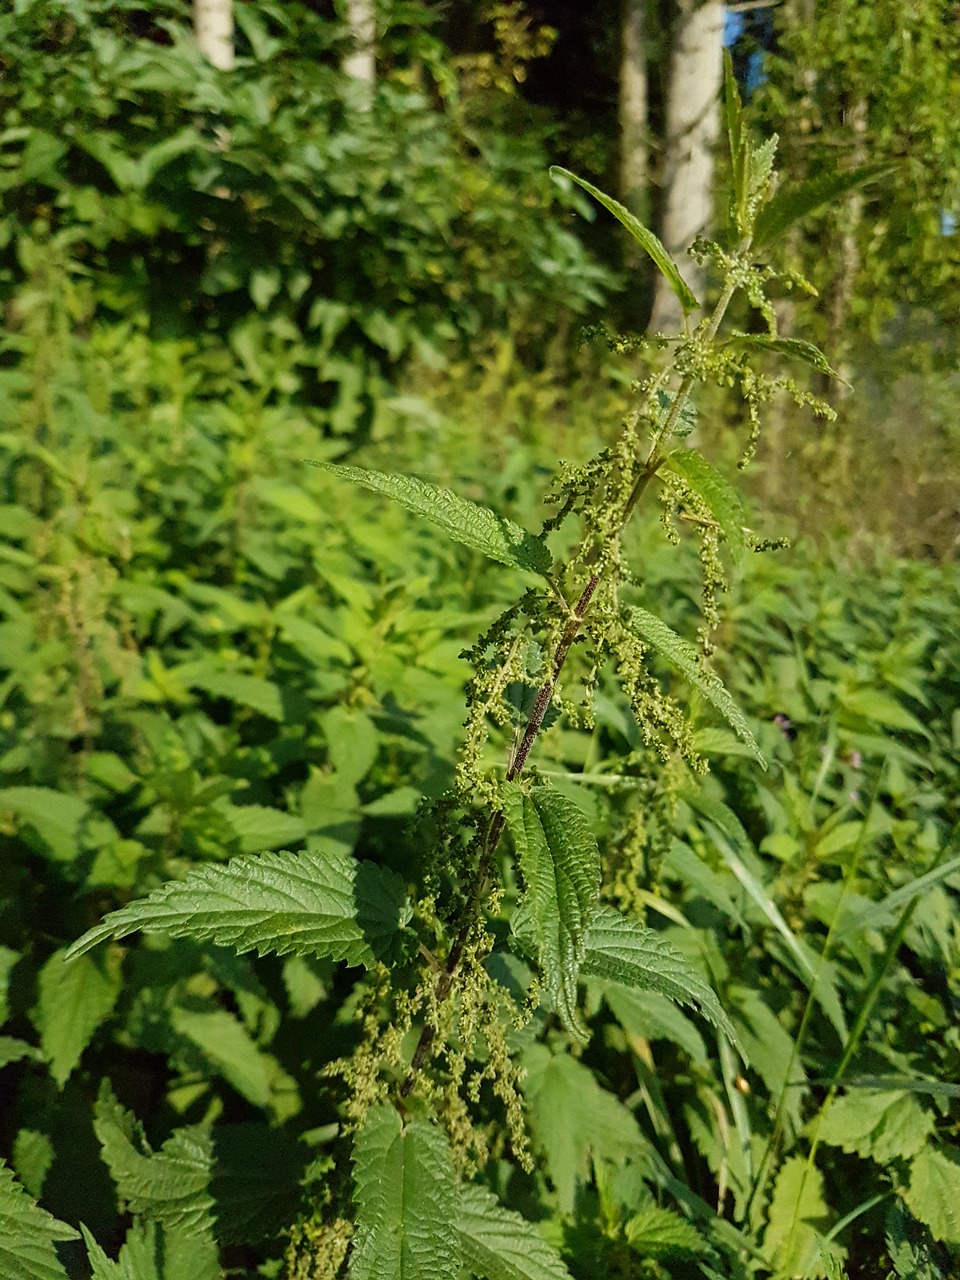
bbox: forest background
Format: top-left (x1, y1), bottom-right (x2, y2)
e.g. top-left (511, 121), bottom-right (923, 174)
top-left (1, 1), bottom-right (959, 1278)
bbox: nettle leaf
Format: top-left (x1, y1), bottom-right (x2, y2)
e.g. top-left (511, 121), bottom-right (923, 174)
top-left (521, 1044), bottom-right (647, 1216)
top-left (624, 1203), bottom-right (707, 1260)
top-left (904, 1147), bottom-right (960, 1244)
top-left (458, 1184), bottom-right (572, 1280)
top-left (309, 461), bottom-right (551, 576)
top-left (581, 906), bottom-right (741, 1054)
top-left (763, 1156), bottom-right (840, 1278)
top-left (0, 787), bottom-right (87, 862)
top-left (752, 163), bottom-right (890, 250)
top-left (726, 332), bottom-right (841, 382)
top-left (33, 946), bottom-right (122, 1087)
top-left (82, 1220), bottom-right (219, 1280)
top-left (655, 390), bottom-right (698, 439)
top-left (65, 848), bottom-right (411, 969)
top-left (0, 1158), bottom-right (77, 1280)
top-left (93, 1081), bottom-right (215, 1236)
top-left (551, 167), bottom-right (699, 315)
top-left (502, 782), bottom-right (601, 1043)
top-left (626, 607), bottom-right (764, 767)
top-left (170, 1007), bottom-right (299, 1120)
top-left (350, 1104), bottom-right (459, 1280)
top-left (819, 1090), bottom-right (934, 1164)
top-left (210, 1125), bottom-right (307, 1246)
top-left (666, 447), bottom-right (747, 568)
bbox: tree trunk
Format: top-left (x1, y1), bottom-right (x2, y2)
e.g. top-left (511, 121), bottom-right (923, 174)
top-left (341, 0), bottom-right (377, 106)
top-left (619, 0), bottom-right (649, 238)
top-left (649, 0), bottom-right (724, 334)
top-left (193, 0), bottom-right (234, 71)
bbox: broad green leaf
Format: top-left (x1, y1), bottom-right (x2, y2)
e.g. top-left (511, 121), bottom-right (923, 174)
top-left (819, 1091), bottom-right (933, 1164)
top-left (655, 390), bottom-right (697, 439)
top-left (12, 1131), bottom-right (54, 1202)
top-left (170, 1007), bottom-right (299, 1119)
top-left (725, 333), bottom-right (841, 382)
top-left (309, 462), bottom-right (551, 576)
top-left (65, 848), bottom-right (411, 969)
top-left (501, 782), bottom-right (601, 1042)
top-left (323, 705), bottom-right (379, 787)
top-left (666, 447), bottom-right (748, 568)
top-left (551, 167), bottom-right (699, 314)
top-left (33, 947), bottom-right (122, 1086)
top-left (763, 1157), bottom-right (839, 1278)
top-left (521, 1044), bottom-right (647, 1216)
top-left (624, 1203), bottom-right (706, 1260)
top-left (581, 906), bottom-right (741, 1053)
top-left (458, 1184), bottom-right (572, 1280)
top-left (0, 1158), bottom-right (77, 1280)
top-left (753, 163), bottom-right (890, 250)
top-left (626, 607), bottom-right (764, 766)
top-left (0, 944), bottom-right (19, 1022)
top-left (222, 803), bottom-right (308, 853)
top-left (723, 50), bottom-right (746, 229)
top-left (180, 666), bottom-right (283, 721)
top-left (82, 1220), bottom-right (219, 1280)
top-left (94, 1082), bottom-right (215, 1236)
top-left (0, 787), bottom-right (86, 862)
top-left (904, 1148), bottom-right (960, 1243)
top-left (839, 688), bottom-right (929, 737)
top-left (350, 1104), bottom-right (459, 1280)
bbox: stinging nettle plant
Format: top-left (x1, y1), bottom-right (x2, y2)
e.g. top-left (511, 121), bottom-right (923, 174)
top-left (61, 62), bottom-right (873, 1279)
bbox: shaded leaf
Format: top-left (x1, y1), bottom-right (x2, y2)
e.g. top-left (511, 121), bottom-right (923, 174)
top-left (521, 1044), bottom-right (647, 1216)
top-left (0, 787), bottom-right (86, 862)
top-left (458, 1183), bottom-right (572, 1280)
top-left (309, 462), bottom-right (551, 576)
top-left (501, 783), bottom-right (601, 1042)
top-left (350, 1105), bottom-right (459, 1280)
top-left (763, 1157), bottom-right (837, 1278)
top-left (726, 332), bottom-right (841, 382)
top-left (819, 1091), bottom-right (933, 1164)
top-left (82, 1220), bottom-right (219, 1280)
top-left (626, 607), bottom-right (764, 766)
top-left (624, 1204), bottom-right (706, 1260)
top-left (66, 848), bottom-right (411, 969)
top-left (551, 167), bottom-right (699, 314)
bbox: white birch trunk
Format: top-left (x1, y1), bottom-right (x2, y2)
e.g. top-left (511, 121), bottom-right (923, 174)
top-left (193, 0), bottom-right (234, 72)
top-left (619, 0), bottom-right (649, 234)
top-left (649, 0), bottom-right (724, 333)
top-left (341, 0), bottom-right (377, 107)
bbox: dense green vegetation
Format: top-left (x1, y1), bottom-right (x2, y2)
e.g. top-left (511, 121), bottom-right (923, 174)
top-left (1, 3), bottom-right (958, 1279)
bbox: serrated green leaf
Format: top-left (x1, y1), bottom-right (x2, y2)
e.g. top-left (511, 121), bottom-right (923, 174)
top-left (723, 51), bottom-right (745, 221)
top-left (350, 1104), bottom-right (459, 1280)
top-left (82, 1219), bottom-right (219, 1280)
top-left (726, 332), bottom-right (842, 381)
top-left (904, 1147), bottom-right (960, 1243)
top-left (551, 167), bottom-right (699, 314)
top-left (501, 783), bottom-right (601, 1043)
top-left (654, 390), bottom-right (698, 439)
top-left (819, 1091), bottom-right (933, 1164)
top-left (65, 848), bottom-right (411, 969)
top-left (209, 1125), bottom-right (306, 1245)
top-left (0, 1036), bottom-right (42, 1068)
top-left (33, 947), bottom-right (122, 1087)
top-left (0, 944), bottom-right (19, 1023)
top-left (0, 1158), bottom-right (77, 1280)
top-left (581, 906), bottom-right (741, 1053)
top-left (323, 706), bottom-right (379, 787)
top-left (624, 1203), bottom-right (706, 1259)
top-left (522, 1044), bottom-right (647, 1216)
top-left (626, 607), bottom-right (764, 766)
top-left (763, 1156), bottom-right (837, 1277)
top-left (839, 688), bottom-right (929, 736)
top-left (753, 163), bottom-right (890, 250)
top-left (223, 803), bottom-right (308, 853)
top-left (309, 462), bottom-right (551, 575)
top-left (666, 447), bottom-right (748, 568)
top-left (0, 787), bottom-right (86, 862)
top-left (94, 1082), bottom-right (215, 1236)
top-left (458, 1183), bottom-right (572, 1280)
top-left (182, 666), bottom-right (283, 720)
